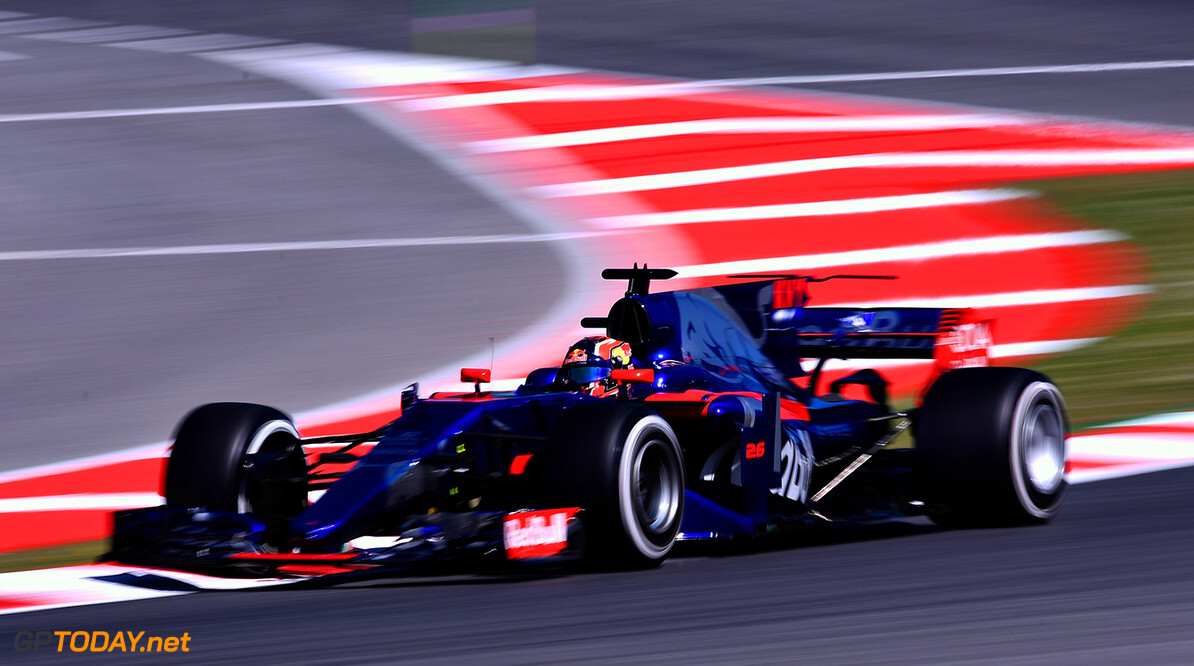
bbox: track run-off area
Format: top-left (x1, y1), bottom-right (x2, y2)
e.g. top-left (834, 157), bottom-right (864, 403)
top-left (5, 36), bottom-right (1194, 614)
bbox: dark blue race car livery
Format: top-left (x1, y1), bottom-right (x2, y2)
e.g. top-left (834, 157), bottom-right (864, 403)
top-left (111, 267), bottom-right (1069, 575)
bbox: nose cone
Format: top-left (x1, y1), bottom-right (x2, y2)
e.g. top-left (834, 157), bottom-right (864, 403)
top-left (289, 460), bottom-right (421, 547)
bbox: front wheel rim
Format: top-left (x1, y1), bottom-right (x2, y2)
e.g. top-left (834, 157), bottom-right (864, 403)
top-left (633, 437), bottom-right (682, 537)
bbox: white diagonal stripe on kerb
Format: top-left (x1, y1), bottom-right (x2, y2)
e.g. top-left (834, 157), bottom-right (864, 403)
top-left (592, 189), bottom-right (1030, 227)
top-left (534, 149), bottom-right (1194, 197)
top-left (1068, 434), bottom-right (1194, 461)
top-left (671, 230), bottom-right (1125, 278)
top-left (811, 285), bottom-right (1152, 309)
top-left (0, 493), bottom-right (162, 513)
top-left (468, 114), bottom-right (1029, 152)
top-left (991, 337), bottom-right (1107, 357)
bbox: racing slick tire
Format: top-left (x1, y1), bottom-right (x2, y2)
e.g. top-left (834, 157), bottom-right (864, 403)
top-left (164, 403), bottom-right (307, 538)
top-left (917, 367), bottom-right (1069, 526)
top-left (540, 402), bottom-right (685, 569)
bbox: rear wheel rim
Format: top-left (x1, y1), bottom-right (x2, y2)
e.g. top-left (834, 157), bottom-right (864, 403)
top-left (1021, 400), bottom-right (1065, 495)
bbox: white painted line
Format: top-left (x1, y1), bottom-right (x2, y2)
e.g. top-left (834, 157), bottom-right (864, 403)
top-left (672, 229), bottom-right (1126, 277)
top-left (24, 24), bottom-right (194, 44)
top-left (0, 232), bottom-right (617, 262)
top-left (534, 149), bottom-right (1194, 197)
top-left (109, 32), bottom-right (283, 53)
top-left (0, 443), bottom-right (168, 486)
top-left (389, 60), bottom-right (1194, 111)
top-left (0, 17), bottom-right (106, 34)
top-left (205, 46), bottom-right (580, 88)
top-left (403, 81), bottom-right (730, 111)
top-left (0, 96), bottom-right (415, 124)
top-left (594, 188), bottom-right (1031, 227)
top-left (705, 60), bottom-right (1194, 87)
top-left (813, 285), bottom-right (1153, 309)
top-left (469, 114), bottom-right (1031, 152)
top-left (0, 493), bottom-right (161, 514)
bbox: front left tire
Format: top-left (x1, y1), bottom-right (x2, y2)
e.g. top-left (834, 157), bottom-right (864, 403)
top-left (540, 402), bottom-right (685, 568)
top-left (164, 402), bottom-right (308, 542)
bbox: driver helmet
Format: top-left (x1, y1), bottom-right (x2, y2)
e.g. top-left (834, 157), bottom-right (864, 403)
top-left (561, 336), bottom-right (633, 397)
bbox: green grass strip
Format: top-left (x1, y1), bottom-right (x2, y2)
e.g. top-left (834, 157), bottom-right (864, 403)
top-left (411, 0), bottom-right (531, 19)
top-left (1031, 169), bottom-right (1194, 427)
top-left (0, 540), bottom-right (108, 574)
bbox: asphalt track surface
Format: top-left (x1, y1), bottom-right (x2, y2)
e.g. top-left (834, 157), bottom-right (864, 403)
top-left (2, 1), bottom-right (1194, 663)
top-left (4, 1), bottom-right (1193, 126)
top-left (0, 23), bottom-right (563, 469)
top-left (4, 468), bottom-right (1193, 664)
top-left (2, 0), bottom-right (1193, 468)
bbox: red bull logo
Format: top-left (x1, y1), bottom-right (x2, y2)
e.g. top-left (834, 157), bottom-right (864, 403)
top-left (563, 347), bottom-right (590, 365)
top-left (503, 508), bottom-right (580, 559)
top-left (603, 339), bottom-right (632, 368)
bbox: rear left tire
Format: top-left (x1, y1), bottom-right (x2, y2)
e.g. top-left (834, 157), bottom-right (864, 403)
top-left (917, 367), bottom-right (1069, 526)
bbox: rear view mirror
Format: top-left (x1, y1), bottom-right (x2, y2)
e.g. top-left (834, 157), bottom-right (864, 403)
top-left (461, 368), bottom-right (491, 396)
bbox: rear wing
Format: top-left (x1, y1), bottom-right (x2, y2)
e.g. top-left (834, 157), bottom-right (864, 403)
top-left (706, 279), bottom-right (992, 377)
top-left (789, 307), bottom-right (946, 359)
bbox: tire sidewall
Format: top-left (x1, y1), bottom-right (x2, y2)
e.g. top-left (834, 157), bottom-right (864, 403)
top-left (165, 403), bottom-right (300, 515)
top-left (1008, 381), bottom-right (1069, 519)
top-left (918, 368), bottom-right (1069, 524)
top-left (541, 402), bottom-right (685, 567)
top-left (615, 414), bottom-right (684, 561)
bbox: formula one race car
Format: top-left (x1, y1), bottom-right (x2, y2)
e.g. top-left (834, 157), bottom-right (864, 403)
top-left (111, 267), bottom-right (1069, 575)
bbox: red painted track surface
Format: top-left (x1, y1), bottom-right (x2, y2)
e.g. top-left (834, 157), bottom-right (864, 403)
top-left (6, 65), bottom-right (1194, 554)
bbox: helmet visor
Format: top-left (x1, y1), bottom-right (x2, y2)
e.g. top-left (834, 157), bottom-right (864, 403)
top-left (562, 364), bottom-right (610, 385)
